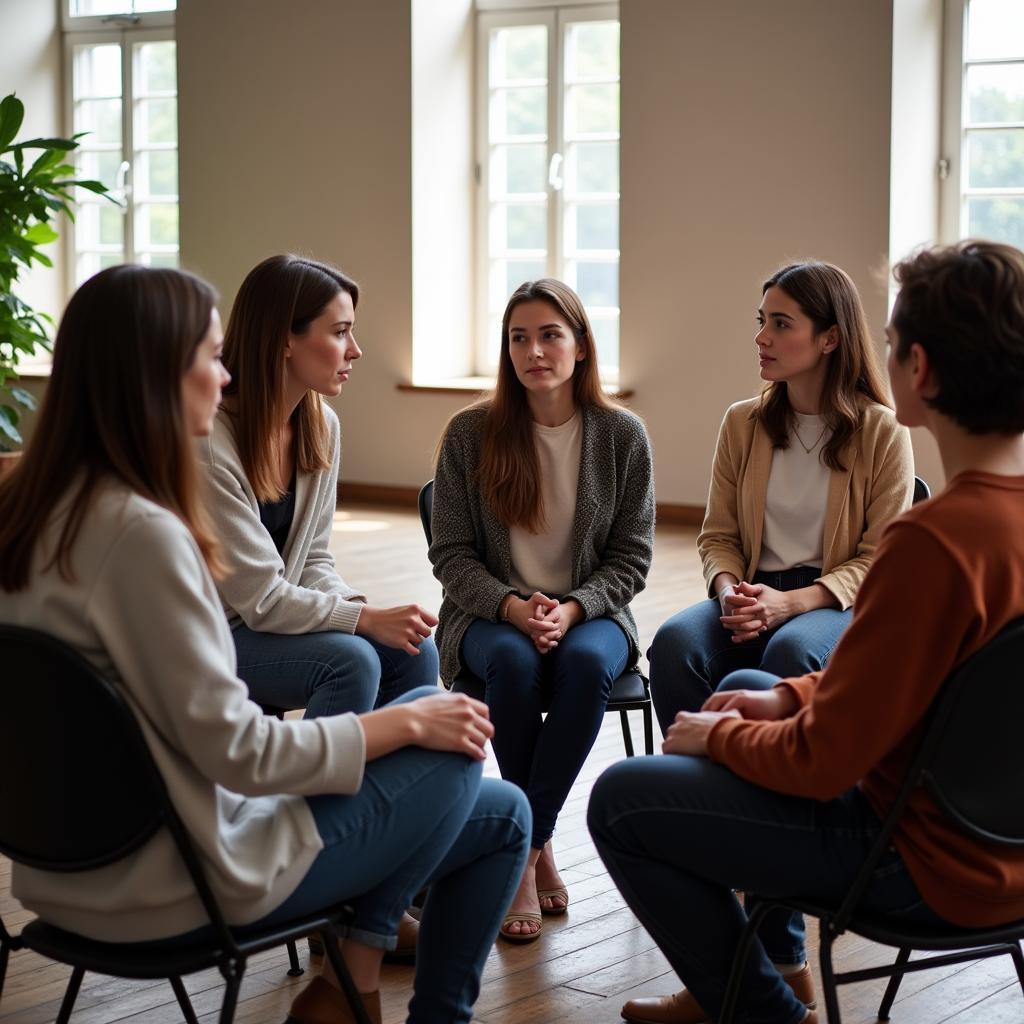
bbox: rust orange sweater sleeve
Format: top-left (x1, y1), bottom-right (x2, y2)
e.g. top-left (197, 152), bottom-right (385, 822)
top-left (706, 519), bottom-right (983, 800)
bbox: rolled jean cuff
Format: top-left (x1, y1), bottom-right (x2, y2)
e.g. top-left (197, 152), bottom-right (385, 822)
top-left (338, 921), bottom-right (398, 951)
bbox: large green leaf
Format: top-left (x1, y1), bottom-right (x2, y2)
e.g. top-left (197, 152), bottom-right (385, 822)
top-left (0, 406), bottom-right (22, 446)
top-left (23, 222), bottom-right (58, 245)
top-left (0, 95), bottom-right (24, 150)
top-left (9, 386), bottom-right (36, 411)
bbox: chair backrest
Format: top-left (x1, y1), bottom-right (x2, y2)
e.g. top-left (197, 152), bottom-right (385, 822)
top-left (418, 479), bottom-right (434, 547)
top-left (917, 616), bottom-right (1024, 845)
top-left (912, 475), bottom-right (931, 504)
top-left (0, 625), bottom-right (166, 871)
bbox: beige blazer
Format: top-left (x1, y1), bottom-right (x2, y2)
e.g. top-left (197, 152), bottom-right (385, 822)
top-left (697, 396), bottom-right (914, 609)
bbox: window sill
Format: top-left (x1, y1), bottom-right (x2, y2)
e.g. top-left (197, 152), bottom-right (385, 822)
top-left (397, 379), bottom-right (634, 400)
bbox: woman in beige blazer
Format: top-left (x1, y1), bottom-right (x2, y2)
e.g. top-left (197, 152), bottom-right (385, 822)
top-left (632, 261), bottom-right (913, 1024)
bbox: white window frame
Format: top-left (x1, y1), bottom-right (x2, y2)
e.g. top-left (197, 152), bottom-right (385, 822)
top-left (63, 5), bottom-right (177, 293)
top-left (939, 0), bottom-right (1024, 242)
top-left (474, 1), bottom-right (620, 381)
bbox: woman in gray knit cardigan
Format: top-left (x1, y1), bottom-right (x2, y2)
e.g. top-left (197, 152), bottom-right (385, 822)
top-left (430, 279), bottom-right (655, 942)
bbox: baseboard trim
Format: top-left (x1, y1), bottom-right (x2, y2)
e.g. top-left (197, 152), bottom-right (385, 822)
top-left (339, 481), bottom-right (705, 525)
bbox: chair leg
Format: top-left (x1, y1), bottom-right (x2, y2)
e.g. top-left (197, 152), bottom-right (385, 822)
top-left (218, 972), bottom-right (242, 1024)
top-left (642, 701), bottom-right (654, 755)
top-left (286, 938), bottom-right (304, 977)
top-left (719, 899), bottom-right (773, 1024)
top-left (619, 709), bottom-right (635, 757)
top-left (322, 928), bottom-right (373, 1024)
top-left (55, 965), bottom-right (85, 1024)
top-left (169, 975), bottom-right (200, 1024)
top-left (0, 917), bottom-right (22, 1004)
top-left (819, 923), bottom-right (842, 1024)
top-left (1010, 940), bottom-right (1024, 996)
top-left (876, 946), bottom-right (911, 1021)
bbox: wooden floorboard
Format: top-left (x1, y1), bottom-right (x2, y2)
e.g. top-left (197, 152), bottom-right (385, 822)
top-left (2, 502), bottom-right (1019, 1022)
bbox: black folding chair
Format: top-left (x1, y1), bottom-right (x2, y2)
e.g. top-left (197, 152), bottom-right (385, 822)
top-left (0, 625), bottom-right (371, 1024)
top-left (720, 617), bottom-right (1024, 1023)
top-left (912, 475), bottom-right (931, 504)
top-left (418, 479), bottom-right (654, 756)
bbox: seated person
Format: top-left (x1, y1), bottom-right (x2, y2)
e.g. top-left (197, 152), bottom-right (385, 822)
top-left (649, 260), bottom-right (913, 738)
top-left (588, 240), bottom-right (1024, 1024)
top-left (0, 265), bottom-right (531, 1024)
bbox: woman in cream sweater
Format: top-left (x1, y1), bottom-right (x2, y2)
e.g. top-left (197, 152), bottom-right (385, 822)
top-left (431, 279), bottom-right (655, 943)
top-left (0, 266), bottom-right (530, 1024)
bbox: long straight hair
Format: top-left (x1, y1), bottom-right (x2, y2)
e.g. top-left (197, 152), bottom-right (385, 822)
top-left (0, 265), bottom-right (222, 591)
top-left (472, 278), bottom-right (615, 531)
top-left (756, 261), bottom-right (890, 471)
top-left (220, 255), bottom-right (359, 502)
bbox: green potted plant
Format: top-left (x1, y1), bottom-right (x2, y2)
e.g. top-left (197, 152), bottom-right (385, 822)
top-left (0, 92), bottom-right (110, 470)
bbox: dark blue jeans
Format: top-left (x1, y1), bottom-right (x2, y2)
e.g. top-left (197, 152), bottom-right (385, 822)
top-left (649, 566), bottom-right (853, 736)
top-left (232, 624), bottom-right (439, 718)
top-left (588, 668), bottom-right (945, 1024)
top-left (461, 617), bottom-right (629, 849)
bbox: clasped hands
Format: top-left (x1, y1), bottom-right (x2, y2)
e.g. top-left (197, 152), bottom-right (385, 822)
top-left (661, 685), bottom-right (798, 757)
top-left (718, 580), bottom-right (795, 643)
top-left (503, 591), bottom-right (584, 654)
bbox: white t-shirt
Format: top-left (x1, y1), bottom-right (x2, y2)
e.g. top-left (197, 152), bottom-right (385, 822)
top-left (509, 411), bottom-right (583, 596)
top-left (759, 413), bottom-right (831, 572)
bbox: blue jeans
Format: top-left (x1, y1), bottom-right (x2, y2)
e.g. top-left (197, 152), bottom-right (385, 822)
top-left (649, 566), bottom-right (852, 736)
top-left (461, 617), bottom-right (629, 849)
top-left (232, 624), bottom-right (439, 718)
top-left (588, 673), bottom-right (945, 1024)
top-left (246, 686), bottom-right (531, 1024)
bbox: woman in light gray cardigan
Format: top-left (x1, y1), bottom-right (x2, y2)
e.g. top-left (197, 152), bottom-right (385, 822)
top-left (431, 279), bottom-right (654, 943)
top-left (0, 266), bottom-right (530, 1024)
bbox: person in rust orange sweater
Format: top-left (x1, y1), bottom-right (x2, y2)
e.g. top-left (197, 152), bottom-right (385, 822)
top-left (588, 240), bottom-right (1024, 1024)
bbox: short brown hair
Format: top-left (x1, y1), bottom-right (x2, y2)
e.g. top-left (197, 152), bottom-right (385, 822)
top-left (892, 240), bottom-right (1024, 435)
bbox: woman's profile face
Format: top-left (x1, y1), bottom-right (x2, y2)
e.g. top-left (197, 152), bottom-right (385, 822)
top-left (285, 290), bottom-right (361, 398)
top-left (506, 299), bottom-right (583, 398)
top-left (182, 308), bottom-right (229, 436)
top-left (754, 286), bottom-right (836, 386)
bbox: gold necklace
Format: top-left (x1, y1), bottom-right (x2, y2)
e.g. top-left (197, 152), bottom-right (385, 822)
top-left (792, 420), bottom-right (827, 454)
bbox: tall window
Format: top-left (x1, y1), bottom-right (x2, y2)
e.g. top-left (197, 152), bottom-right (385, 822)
top-left (476, 4), bottom-right (620, 382)
top-left (942, 0), bottom-right (1024, 246)
top-left (64, 1), bottom-right (178, 288)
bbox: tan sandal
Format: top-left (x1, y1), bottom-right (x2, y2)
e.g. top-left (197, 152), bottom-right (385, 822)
top-left (537, 885), bottom-right (569, 916)
top-left (498, 911), bottom-right (543, 944)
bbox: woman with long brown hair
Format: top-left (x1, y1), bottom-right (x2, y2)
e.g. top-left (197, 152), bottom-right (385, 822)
top-left (0, 265), bottom-right (530, 1024)
top-left (430, 278), bottom-right (654, 943)
top-left (630, 260), bottom-right (913, 1024)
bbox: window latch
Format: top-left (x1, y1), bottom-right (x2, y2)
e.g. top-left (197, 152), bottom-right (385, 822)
top-left (938, 158), bottom-right (951, 181)
top-left (548, 152), bottom-right (564, 192)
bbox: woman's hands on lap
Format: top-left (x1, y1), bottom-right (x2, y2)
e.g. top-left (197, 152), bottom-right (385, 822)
top-left (719, 581), bottom-right (795, 642)
top-left (357, 604), bottom-right (438, 654)
top-left (503, 593), bottom-right (584, 654)
top-left (361, 692), bottom-right (493, 762)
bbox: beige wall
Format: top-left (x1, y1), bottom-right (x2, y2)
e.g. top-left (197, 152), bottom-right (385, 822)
top-left (175, 0), bottom-right (915, 504)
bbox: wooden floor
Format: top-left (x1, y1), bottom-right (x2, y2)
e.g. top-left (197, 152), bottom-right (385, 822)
top-left (2, 504), bottom-right (1020, 1023)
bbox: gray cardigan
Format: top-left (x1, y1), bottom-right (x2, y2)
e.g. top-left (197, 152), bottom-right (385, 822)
top-left (429, 404), bottom-right (655, 684)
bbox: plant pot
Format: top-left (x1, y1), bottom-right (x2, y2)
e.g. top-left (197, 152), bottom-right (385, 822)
top-left (0, 451), bottom-right (21, 479)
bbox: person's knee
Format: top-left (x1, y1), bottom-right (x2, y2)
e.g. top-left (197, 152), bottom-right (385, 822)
top-left (761, 631), bottom-right (825, 676)
top-left (717, 668), bottom-right (776, 694)
top-left (587, 759), bottom-right (642, 844)
top-left (648, 617), bottom-right (687, 669)
top-left (476, 777), bottom-right (532, 843)
top-left (559, 646), bottom-right (617, 696)
top-left (387, 683), bottom-right (443, 707)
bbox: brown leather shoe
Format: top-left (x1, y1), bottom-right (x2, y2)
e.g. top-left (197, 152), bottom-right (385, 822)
top-left (621, 964), bottom-right (816, 1023)
top-left (284, 976), bottom-right (382, 1024)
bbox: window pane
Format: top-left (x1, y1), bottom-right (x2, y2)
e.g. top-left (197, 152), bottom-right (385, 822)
top-left (967, 128), bottom-right (1024, 188)
top-left (570, 141), bottom-right (618, 193)
top-left (967, 0), bottom-right (1024, 61)
top-left (566, 21), bottom-right (619, 80)
top-left (136, 41), bottom-right (177, 94)
top-left (77, 149), bottom-right (124, 191)
top-left (75, 99), bottom-right (122, 146)
top-left (492, 144), bottom-right (547, 195)
top-left (490, 259), bottom-right (546, 311)
top-left (572, 203), bottom-right (618, 250)
top-left (135, 150), bottom-right (178, 198)
top-left (76, 202), bottom-right (123, 248)
top-left (74, 44), bottom-right (121, 98)
top-left (136, 203), bottom-right (179, 247)
top-left (70, 0), bottom-right (175, 12)
top-left (136, 98), bottom-right (177, 145)
top-left (589, 314), bottom-right (619, 373)
top-left (492, 86), bottom-right (547, 138)
top-left (504, 203), bottom-right (546, 250)
top-left (567, 83), bottom-right (619, 135)
top-left (491, 25), bottom-right (546, 82)
top-left (572, 261), bottom-right (618, 307)
top-left (139, 251), bottom-right (179, 268)
top-left (967, 63), bottom-right (1024, 123)
top-left (76, 251), bottom-right (123, 282)
top-left (967, 196), bottom-right (1024, 247)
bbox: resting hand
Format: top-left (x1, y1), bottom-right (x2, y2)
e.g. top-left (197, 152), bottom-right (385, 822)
top-left (662, 709), bottom-right (740, 757)
top-left (702, 686), bottom-right (798, 721)
top-left (527, 598), bottom-right (584, 654)
top-left (357, 604), bottom-right (438, 655)
top-left (720, 582), bottom-right (794, 643)
top-left (405, 692), bottom-right (494, 760)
